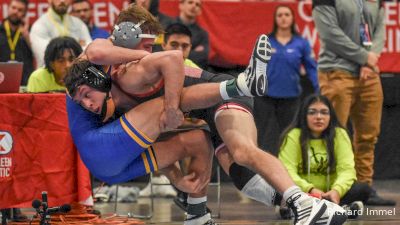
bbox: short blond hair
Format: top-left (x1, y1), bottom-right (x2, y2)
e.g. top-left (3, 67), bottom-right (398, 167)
top-left (115, 4), bottom-right (163, 35)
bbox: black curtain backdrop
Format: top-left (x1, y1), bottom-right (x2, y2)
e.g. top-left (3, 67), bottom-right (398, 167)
top-left (374, 74), bottom-right (400, 179)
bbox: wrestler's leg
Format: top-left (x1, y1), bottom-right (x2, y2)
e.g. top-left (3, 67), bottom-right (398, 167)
top-left (184, 71), bottom-right (283, 206)
top-left (123, 81), bottom-right (245, 140)
top-left (152, 129), bottom-right (214, 223)
top-left (215, 145), bottom-right (280, 206)
top-left (214, 109), bottom-right (294, 193)
top-left (151, 129), bottom-right (213, 196)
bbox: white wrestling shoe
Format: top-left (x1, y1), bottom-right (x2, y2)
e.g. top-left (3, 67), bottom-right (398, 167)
top-left (342, 201), bottom-right (364, 219)
top-left (237, 34), bottom-right (271, 97)
top-left (287, 193), bottom-right (347, 225)
top-left (139, 175), bottom-right (177, 197)
top-left (184, 213), bottom-right (216, 225)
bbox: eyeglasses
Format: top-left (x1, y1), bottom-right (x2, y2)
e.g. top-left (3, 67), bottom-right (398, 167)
top-left (307, 109), bottom-right (330, 116)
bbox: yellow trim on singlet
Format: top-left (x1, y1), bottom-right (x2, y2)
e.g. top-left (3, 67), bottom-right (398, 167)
top-left (120, 117), bottom-right (150, 148)
top-left (123, 114), bottom-right (155, 143)
top-left (141, 152), bottom-right (151, 173)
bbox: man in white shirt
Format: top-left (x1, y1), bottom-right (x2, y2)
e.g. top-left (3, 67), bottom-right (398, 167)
top-left (30, 0), bottom-right (92, 67)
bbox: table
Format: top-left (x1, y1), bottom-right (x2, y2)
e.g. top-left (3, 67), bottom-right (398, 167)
top-left (0, 93), bottom-right (92, 208)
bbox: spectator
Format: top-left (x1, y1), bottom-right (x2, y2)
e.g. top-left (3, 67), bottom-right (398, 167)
top-left (130, 0), bottom-right (174, 28)
top-left (254, 5), bottom-right (319, 155)
top-left (0, 0), bottom-right (34, 86)
top-left (71, 0), bottom-right (109, 40)
top-left (30, 0), bottom-right (91, 67)
top-left (27, 36), bottom-right (82, 93)
top-left (163, 23), bottom-right (199, 68)
top-left (313, 0), bottom-right (395, 205)
top-left (176, 0), bottom-right (209, 69)
top-left (130, 0), bottom-right (175, 53)
top-left (278, 94), bottom-right (371, 219)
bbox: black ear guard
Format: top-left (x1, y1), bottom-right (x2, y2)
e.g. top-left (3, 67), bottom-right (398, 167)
top-left (68, 66), bottom-right (112, 97)
top-left (82, 66), bottom-right (112, 93)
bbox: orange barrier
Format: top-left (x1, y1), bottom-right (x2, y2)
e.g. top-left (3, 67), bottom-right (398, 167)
top-left (0, 94), bottom-right (92, 209)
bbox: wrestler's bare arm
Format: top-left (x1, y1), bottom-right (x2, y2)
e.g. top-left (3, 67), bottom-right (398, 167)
top-left (85, 38), bottom-right (149, 65)
top-left (119, 50), bottom-right (186, 129)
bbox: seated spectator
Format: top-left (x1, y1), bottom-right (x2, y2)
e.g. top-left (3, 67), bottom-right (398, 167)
top-left (278, 94), bottom-right (371, 219)
top-left (0, 0), bottom-right (34, 86)
top-left (130, 0), bottom-right (174, 28)
top-left (130, 0), bottom-right (174, 53)
top-left (71, 0), bottom-right (109, 40)
top-left (27, 37), bottom-right (82, 93)
top-left (30, 0), bottom-right (91, 67)
top-left (162, 23), bottom-right (199, 68)
top-left (176, 0), bottom-right (209, 69)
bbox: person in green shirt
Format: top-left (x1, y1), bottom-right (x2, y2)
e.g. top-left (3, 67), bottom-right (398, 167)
top-left (162, 22), bottom-right (200, 69)
top-left (278, 94), bottom-right (371, 219)
top-left (27, 36), bottom-right (82, 93)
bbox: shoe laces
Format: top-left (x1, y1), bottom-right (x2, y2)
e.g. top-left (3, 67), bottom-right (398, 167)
top-left (286, 194), bottom-right (302, 224)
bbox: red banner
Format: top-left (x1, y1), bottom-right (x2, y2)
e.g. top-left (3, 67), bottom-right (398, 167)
top-left (0, 94), bottom-right (91, 208)
top-left (0, 0), bottom-right (399, 71)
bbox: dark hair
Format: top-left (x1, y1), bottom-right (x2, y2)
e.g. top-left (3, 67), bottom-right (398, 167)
top-left (12, 0), bottom-right (29, 7)
top-left (72, 0), bottom-right (92, 8)
top-left (44, 36), bottom-right (82, 73)
top-left (64, 59), bottom-right (91, 96)
top-left (164, 23), bottom-right (192, 43)
top-left (115, 4), bottom-right (163, 35)
top-left (270, 5), bottom-right (298, 37)
top-left (279, 94), bottom-right (343, 174)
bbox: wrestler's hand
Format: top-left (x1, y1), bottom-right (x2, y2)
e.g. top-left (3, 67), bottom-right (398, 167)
top-left (174, 172), bottom-right (209, 194)
top-left (160, 108), bottom-right (184, 130)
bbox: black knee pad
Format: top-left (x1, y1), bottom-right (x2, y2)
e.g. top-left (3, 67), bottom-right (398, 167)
top-left (229, 163), bottom-right (256, 190)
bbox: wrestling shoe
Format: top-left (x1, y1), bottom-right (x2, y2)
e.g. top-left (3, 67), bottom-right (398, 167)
top-left (342, 201), bottom-right (364, 219)
top-left (139, 175), bottom-right (177, 197)
top-left (275, 205), bottom-right (294, 220)
top-left (184, 213), bottom-right (216, 225)
top-left (287, 193), bottom-right (347, 225)
top-left (237, 34), bottom-right (271, 97)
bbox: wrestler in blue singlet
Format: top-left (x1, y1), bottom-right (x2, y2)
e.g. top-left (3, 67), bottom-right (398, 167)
top-left (66, 96), bottom-right (158, 184)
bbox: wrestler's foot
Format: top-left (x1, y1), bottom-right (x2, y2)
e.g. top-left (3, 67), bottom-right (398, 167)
top-left (237, 34), bottom-right (271, 97)
top-left (287, 193), bottom-right (347, 225)
top-left (184, 213), bottom-right (216, 225)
